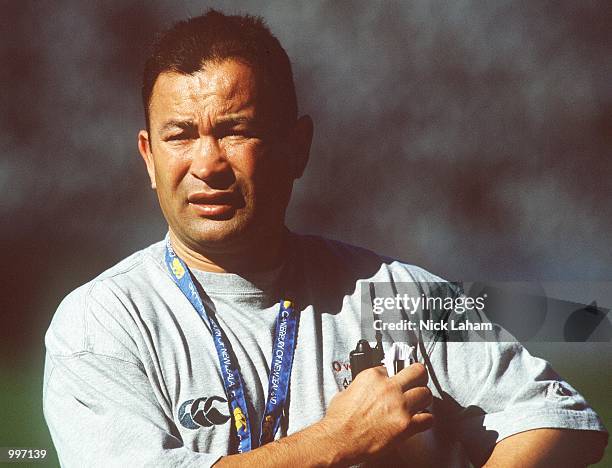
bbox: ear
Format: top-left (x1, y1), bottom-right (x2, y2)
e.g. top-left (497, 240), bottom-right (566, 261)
top-left (138, 129), bottom-right (156, 189)
top-left (287, 115), bottom-right (313, 179)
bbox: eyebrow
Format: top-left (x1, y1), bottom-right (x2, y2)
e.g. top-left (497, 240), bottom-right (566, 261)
top-left (159, 120), bottom-right (197, 133)
top-left (215, 113), bottom-right (256, 125)
top-left (159, 114), bottom-right (257, 133)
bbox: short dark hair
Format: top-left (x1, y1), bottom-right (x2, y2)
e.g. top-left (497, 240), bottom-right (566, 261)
top-left (142, 10), bottom-right (298, 133)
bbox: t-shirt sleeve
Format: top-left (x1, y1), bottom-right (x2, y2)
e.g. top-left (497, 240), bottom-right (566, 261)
top-left (394, 268), bottom-right (608, 448)
top-left (425, 337), bottom-right (608, 455)
top-left (43, 282), bottom-right (222, 468)
top-left (44, 353), bottom-right (222, 468)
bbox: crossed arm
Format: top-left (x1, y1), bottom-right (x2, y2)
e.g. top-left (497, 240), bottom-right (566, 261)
top-left (483, 428), bottom-right (607, 467)
top-left (45, 352), bottom-right (606, 467)
top-left (216, 365), bottom-right (607, 467)
top-left (216, 427), bottom-right (607, 467)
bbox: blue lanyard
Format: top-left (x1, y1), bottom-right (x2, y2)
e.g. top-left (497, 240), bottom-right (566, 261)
top-left (164, 241), bottom-right (299, 452)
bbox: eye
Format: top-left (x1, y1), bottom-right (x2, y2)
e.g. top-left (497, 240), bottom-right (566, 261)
top-left (226, 131), bottom-right (248, 139)
top-left (222, 128), bottom-right (261, 140)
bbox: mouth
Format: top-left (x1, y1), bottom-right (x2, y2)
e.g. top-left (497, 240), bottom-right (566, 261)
top-left (187, 191), bottom-right (240, 220)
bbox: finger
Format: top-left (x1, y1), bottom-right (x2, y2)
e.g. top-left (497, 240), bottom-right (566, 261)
top-left (361, 365), bottom-right (388, 378)
top-left (404, 412), bottom-right (434, 437)
top-left (403, 386), bottom-right (433, 415)
top-left (351, 364), bottom-right (387, 384)
top-left (391, 362), bottom-right (428, 391)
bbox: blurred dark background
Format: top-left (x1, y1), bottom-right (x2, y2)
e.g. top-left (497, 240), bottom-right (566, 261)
top-left (1, 1), bottom-right (610, 465)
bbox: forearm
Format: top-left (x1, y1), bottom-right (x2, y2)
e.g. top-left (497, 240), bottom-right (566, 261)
top-left (214, 420), bottom-right (343, 467)
top-left (483, 429), bottom-right (608, 467)
top-left (216, 365), bottom-right (434, 467)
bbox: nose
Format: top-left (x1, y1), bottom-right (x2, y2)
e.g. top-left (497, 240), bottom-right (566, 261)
top-left (189, 136), bottom-right (234, 189)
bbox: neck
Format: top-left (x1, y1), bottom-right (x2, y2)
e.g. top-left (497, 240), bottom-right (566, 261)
top-left (169, 228), bottom-right (289, 274)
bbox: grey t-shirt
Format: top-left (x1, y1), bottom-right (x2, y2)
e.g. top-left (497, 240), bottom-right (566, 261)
top-left (43, 234), bottom-right (606, 467)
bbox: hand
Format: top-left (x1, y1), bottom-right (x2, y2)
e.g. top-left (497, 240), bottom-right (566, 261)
top-left (319, 363), bottom-right (434, 465)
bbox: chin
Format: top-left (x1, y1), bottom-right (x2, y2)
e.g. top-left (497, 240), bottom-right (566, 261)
top-left (173, 205), bottom-right (284, 251)
top-left (185, 217), bottom-right (257, 249)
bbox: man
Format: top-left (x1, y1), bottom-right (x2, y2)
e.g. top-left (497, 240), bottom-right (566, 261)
top-left (44, 10), bottom-right (607, 467)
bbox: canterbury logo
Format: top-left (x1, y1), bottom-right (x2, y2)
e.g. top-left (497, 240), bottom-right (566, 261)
top-left (178, 396), bottom-right (230, 429)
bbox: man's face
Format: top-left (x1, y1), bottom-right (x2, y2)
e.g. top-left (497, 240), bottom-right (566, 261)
top-left (139, 60), bottom-right (308, 254)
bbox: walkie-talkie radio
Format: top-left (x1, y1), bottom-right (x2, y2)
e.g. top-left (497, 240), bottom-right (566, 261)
top-left (350, 283), bottom-right (411, 380)
top-left (350, 283), bottom-right (387, 379)
top-left (349, 336), bottom-right (385, 380)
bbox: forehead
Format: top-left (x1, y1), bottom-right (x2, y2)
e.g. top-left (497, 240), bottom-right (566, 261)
top-left (149, 60), bottom-right (261, 119)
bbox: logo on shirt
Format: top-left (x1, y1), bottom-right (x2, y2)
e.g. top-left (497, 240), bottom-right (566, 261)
top-left (178, 396), bottom-right (230, 430)
top-left (331, 358), bottom-right (353, 389)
